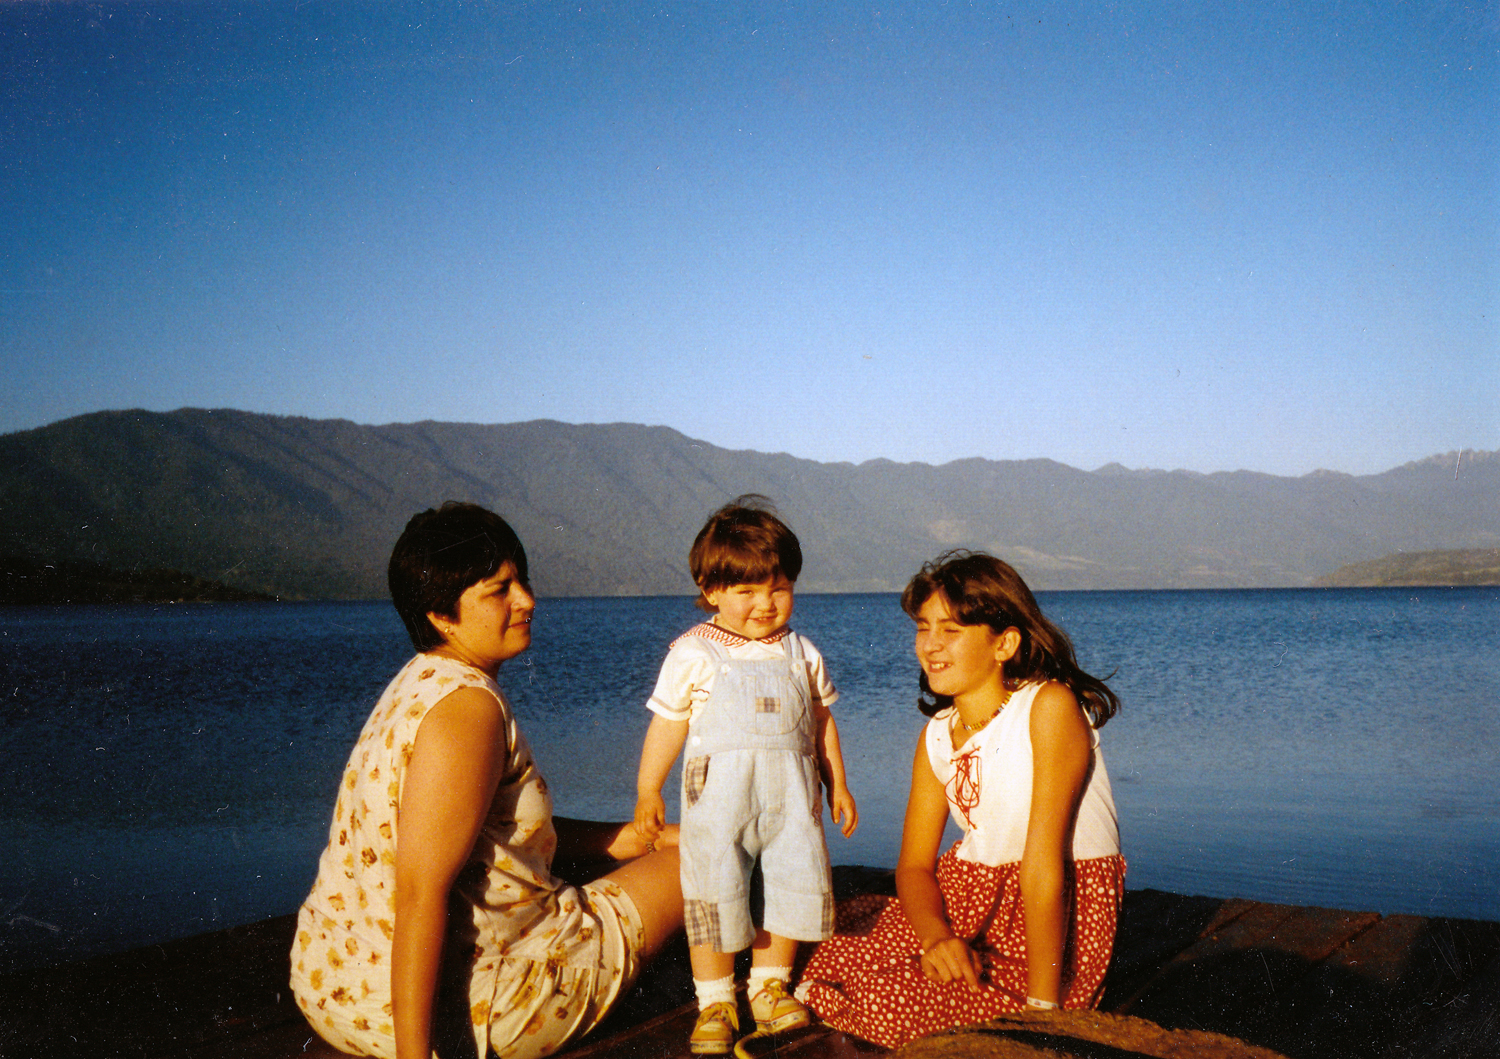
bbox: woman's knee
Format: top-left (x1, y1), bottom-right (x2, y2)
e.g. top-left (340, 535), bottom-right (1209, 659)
top-left (604, 847), bottom-right (684, 957)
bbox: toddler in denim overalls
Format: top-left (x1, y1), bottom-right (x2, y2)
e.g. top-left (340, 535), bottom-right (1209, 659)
top-left (634, 498), bottom-right (858, 1056)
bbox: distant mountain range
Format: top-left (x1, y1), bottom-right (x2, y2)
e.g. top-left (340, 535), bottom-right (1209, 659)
top-left (0, 409), bottom-right (1494, 599)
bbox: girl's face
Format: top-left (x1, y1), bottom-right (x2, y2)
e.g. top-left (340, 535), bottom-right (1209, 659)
top-left (427, 561), bottom-right (535, 673)
top-left (913, 591), bottom-right (1015, 704)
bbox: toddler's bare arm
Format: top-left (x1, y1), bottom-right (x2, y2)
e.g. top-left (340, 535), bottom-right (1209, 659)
top-left (813, 700), bottom-right (858, 836)
top-left (634, 714), bottom-right (689, 840)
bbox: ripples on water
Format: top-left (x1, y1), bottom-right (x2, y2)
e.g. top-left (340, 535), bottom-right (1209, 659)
top-left (1, 588), bottom-right (1496, 972)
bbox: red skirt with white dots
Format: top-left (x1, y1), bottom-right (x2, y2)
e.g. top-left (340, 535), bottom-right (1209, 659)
top-left (799, 847), bottom-right (1126, 1049)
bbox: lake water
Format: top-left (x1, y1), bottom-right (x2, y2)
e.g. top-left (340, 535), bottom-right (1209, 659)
top-left (2, 588), bottom-right (1498, 974)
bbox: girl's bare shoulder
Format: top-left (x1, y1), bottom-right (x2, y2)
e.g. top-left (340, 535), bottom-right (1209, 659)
top-left (1028, 681), bottom-right (1090, 737)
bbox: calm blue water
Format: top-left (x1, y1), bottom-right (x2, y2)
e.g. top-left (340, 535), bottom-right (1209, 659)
top-left (2, 588), bottom-right (1498, 973)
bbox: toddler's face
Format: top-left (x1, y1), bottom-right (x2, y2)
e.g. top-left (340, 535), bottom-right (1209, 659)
top-left (705, 574), bottom-right (795, 640)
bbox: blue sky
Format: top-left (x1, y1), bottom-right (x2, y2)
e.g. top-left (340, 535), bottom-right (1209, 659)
top-left (1, 0), bottom-right (1495, 476)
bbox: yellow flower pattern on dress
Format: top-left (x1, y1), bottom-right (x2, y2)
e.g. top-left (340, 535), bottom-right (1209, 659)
top-left (289, 653), bottom-right (632, 1059)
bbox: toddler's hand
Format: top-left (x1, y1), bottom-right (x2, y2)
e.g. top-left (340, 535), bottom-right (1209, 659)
top-left (830, 786), bottom-right (859, 837)
top-left (633, 792), bottom-right (665, 841)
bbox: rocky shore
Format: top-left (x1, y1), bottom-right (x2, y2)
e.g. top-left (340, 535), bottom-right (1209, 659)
top-left (2, 873), bottom-right (1495, 1059)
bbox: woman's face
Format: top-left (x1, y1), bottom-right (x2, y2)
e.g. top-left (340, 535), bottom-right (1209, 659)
top-left (428, 561), bottom-right (534, 672)
top-left (913, 591), bottom-right (1011, 704)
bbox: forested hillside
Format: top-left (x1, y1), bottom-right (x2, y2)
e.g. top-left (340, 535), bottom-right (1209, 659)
top-left (1, 410), bottom-right (1494, 598)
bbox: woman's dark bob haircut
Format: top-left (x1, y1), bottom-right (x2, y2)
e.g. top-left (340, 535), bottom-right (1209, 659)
top-left (689, 495), bottom-right (802, 612)
top-left (901, 550), bottom-right (1119, 727)
top-left (388, 502), bottom-right (529, 651)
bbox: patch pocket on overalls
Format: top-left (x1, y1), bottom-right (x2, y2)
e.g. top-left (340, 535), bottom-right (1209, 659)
top-left (748, 662), bottom-right (807, 736)
top-left (684, 756), bottom-right (710, 807)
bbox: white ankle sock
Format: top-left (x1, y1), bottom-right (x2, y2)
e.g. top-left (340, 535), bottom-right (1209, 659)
top-left (694, 974), bottom-right (736, 1010)
top-left (748, 965), bottom-right (793, 996)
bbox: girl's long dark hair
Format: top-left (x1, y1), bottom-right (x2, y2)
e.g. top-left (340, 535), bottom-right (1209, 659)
top-left (901, 550), bottom-right (1119, 728)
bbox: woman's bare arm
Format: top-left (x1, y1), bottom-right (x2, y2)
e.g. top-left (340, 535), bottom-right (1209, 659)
top-left (391, 686), bottom-right (506, 1059)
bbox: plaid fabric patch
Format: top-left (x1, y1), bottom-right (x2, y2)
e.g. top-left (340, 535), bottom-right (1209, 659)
top-left (685, 900), bottom-right (723, 949)
top-left (684, 756), bottom-right (709, 807)
top-left (755, 696), bottom-right (781, 714)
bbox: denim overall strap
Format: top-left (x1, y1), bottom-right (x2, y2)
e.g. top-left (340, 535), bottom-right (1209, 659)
top-left (685, 634), bottom-right (815, 759)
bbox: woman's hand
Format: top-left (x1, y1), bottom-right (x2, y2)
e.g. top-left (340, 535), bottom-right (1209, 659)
top-left (609, 818), bottom-right (677, 859)
top-left (554, 817), bottom-right (679, 863)
top-left (918, 935), bottom-right (984, 990)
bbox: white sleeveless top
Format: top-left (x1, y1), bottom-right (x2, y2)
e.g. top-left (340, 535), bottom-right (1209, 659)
top-left (924, 681), bottom-right (1120, 866)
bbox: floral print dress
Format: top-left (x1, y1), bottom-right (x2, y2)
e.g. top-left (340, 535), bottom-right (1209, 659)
top-left (291, 654), bottom-right (640, 1059)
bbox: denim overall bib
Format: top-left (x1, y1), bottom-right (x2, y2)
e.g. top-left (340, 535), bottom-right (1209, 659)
top-left (679, 633), bottom-right (834, 952)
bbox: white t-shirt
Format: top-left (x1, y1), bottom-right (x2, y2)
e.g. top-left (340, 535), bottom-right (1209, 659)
top-left (647, 621), bottom-right (839, 723)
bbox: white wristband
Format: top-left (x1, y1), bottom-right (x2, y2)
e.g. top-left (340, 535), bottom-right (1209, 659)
top-left (1025, 996), bottom-right (1058, 1010)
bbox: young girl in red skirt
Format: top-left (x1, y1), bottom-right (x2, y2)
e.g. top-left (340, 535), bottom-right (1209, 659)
top-left (799, 551), bottom-right (1125, 1048)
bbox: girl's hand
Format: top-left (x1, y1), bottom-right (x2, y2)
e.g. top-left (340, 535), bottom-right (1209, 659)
top-left (633, 793), bottom-right (665, 842)
top-left (829, 785), bottom-right (859, 837)
top-left (919, 935), bottom-right (984, 990)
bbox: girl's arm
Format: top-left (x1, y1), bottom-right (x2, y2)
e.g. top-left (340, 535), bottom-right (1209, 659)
top-left (634, 714), bottom-right (689, 841)
top-left (1019, 681), bottom-right (1092, 1007)
top-left (392, 686), bottom-right (508, 1059)
top-left (812, 700), bottom-right (858, 836)
top-left (895, 733), bottom-right (983, 990)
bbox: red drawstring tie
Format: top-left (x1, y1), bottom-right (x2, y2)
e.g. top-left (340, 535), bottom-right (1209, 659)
top-left (948, 746), bottom-right (982, 828)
